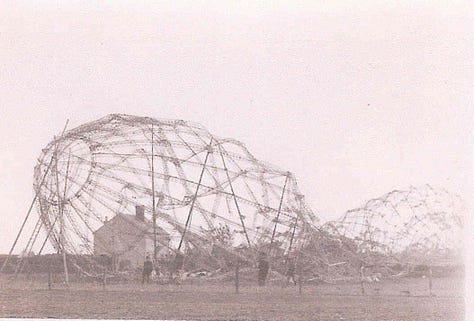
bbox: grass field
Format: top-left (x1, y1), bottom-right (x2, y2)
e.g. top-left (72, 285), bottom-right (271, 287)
top-left (0, 275), bottom-right (464, 320)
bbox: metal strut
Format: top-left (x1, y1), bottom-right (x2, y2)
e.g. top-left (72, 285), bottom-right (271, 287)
top-left (217, 142), bottom-right (251, 248)
top-left (0, 120), bottom-right (69, 273)
top-left (177, 137), bottom-right (213, 251)
top-left (54, 146), bottom-right (70, 285)
top-left (62, 151), bottom-right (71, 285)
top-left (37, 217), bottom-right (58, 255)
top-left (287, 215), bottom-right (298, 255)
top-left (14, 217), bottom-right (43, 276)
top-left (270, 174), bottom-right (289, 246)
top-left (151, 123), bottom-right (157, 262)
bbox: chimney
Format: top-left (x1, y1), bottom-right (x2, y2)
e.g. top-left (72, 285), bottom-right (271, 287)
top-left (135, 205), bottom-right (145, 221)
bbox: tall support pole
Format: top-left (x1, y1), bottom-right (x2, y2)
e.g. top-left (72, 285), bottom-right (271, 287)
top-left (0, 120), bottom-right (69, 273)
top-left (294, 222), bottom-right (310, 295)
top-left (37, 213), bottom-right (61, 255)
top-left (55, 149), bottom-right (70, 287)
top-left (287, 216), bottom-right (298, 255)
top-left (151, 123), bottom-right (157, 262)
top-left (217, 143), bottom-right (251, 247)
top-left (14, 217), bottom-right (43, 277)
top-left (270, 174), bottom-right (289, 247)
top-left (2, 167), bottom-right (52, 273)
top-left (178, 138), bottom-right (213, 251)
top-left (64, 152), bottom-right (71, 279)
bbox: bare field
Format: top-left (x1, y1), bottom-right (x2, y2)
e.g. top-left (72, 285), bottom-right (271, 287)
top-left (0, 276), bottom-right (464, 321)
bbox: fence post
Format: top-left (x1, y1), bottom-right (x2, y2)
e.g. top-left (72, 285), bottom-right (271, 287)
top-left (428, 266), bottom-right (433, 296)
top-left (298, 264), bottom-right (303, 294)
top-left (360, 266), bottom-right (365, 295)
top-left (48, 256), bottom-right (52, 290)
top-left (48, 270), bottom-right (52, 290)
top-left (102, 267), bottom-right (107, 290)
top-left (235, 261), bottom-right (240, 294)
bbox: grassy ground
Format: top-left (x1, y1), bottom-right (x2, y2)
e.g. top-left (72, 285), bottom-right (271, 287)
top-left (0, 275), bottom-right (464, 320)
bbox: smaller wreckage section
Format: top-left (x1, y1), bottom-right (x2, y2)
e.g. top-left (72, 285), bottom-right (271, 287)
top-left (320, 185), bottom-right (465, 282)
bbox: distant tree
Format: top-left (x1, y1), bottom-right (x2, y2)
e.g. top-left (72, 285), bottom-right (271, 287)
top-left (210, 223), bottom-right (233, 247)
top-left (198, 224), bottom-right (238, 271)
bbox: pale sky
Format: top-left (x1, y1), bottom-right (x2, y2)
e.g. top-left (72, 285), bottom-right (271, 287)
top-left (0, 1), bottom-right (472, 255)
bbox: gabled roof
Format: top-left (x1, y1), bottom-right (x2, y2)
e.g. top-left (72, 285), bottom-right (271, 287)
top-left (95, 213), bottom-right (169, 237)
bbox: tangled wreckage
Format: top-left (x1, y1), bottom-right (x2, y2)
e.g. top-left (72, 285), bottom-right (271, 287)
top-left (0, 114), bottom-right (466, 285)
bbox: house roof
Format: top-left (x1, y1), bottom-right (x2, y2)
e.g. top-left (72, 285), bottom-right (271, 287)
top-left (96, 213), bottom-right (169, 237)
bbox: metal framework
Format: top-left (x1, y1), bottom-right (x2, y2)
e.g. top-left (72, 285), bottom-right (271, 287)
top-left (325, 185), bottom-right (465, 265)
top-left (3, 114), bottom-right (465, 283)
top-left (30, 114), bottom-right (317, 266)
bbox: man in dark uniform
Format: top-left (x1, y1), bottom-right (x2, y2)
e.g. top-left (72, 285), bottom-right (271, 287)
top-left (142, 255), bottom-right (153, 284)
top-left (170, 252), bottom-right (184, 284)
top-left (257, 252), bottom-right (270, 286)
top-left (153, 260), bottom-right (160, 281)
top-left (285, 257), bottom-right (297, 286)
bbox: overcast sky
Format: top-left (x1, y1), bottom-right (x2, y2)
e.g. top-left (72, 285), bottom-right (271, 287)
top-left (0, 1), bottom-right (472, 255)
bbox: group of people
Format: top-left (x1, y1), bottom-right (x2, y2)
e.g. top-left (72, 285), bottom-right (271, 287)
top-left (257, 252), bottom-right (297, 286)
top-left (142, 252), bottom-right (185, 284)
top-left (143, 252), bottom-right (297, 286)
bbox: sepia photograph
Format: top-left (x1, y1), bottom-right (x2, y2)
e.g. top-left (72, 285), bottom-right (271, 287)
top-left (0, 1), bottom-right (472, 320)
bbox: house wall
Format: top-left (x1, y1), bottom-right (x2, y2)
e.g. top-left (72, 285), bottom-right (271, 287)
top-left (93, 215), bottom-right (170, 270)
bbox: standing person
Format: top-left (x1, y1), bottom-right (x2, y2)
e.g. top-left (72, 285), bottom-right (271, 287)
top-left (257, 252), bottom-right (270, 286)
top-left (171, 252), bottom-right (184, 284)
top-left (142, 255), bottom-right (153, 284)
top-left (153, 259), bottom-right (160, 282)
top-left (285, 257), bottom-right (297, 286)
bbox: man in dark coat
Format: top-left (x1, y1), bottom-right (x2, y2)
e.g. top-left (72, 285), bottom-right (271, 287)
top-left (257, 252), bottom-right (270, 286)
top-left (142, 255), bottom-right (153, 284)
top-left (285, 257), bottom-right (297, 286)
top-left (170, 252), bottom-right (185, 284)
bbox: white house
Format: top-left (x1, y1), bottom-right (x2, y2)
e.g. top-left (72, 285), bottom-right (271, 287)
top-left (93, 205), bottom-right (170, 270)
